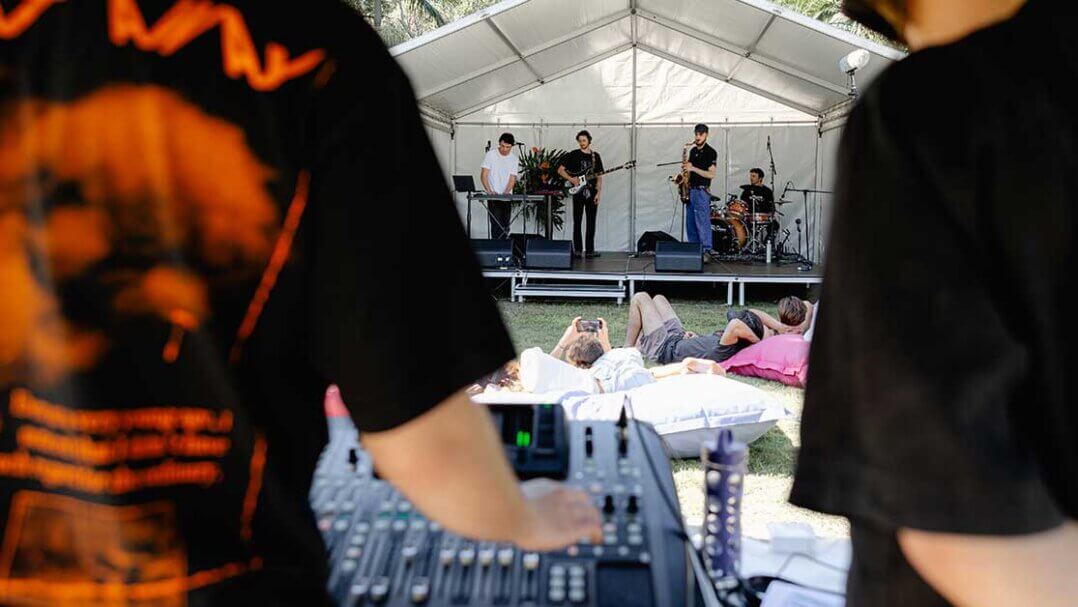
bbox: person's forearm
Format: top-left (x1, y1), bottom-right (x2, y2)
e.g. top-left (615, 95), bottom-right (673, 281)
top-left (898, 521), bottom-right (1078, 607)
top-left (650, 361), bottom-right (687, 379)
top-left (550, 344), bottom-right (565, 359)
top-left (749, 309), bottom-right (785, 332)
top-left (557, 166), bottom-right (571, 181)
top-left (362, 390), bottom-right (531, 542)
top-left (480, 170), bottom-right (494, 193)
top-left (504, 176), bottom-right (517, 194)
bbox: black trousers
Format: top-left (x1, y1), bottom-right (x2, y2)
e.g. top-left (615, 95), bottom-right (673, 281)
top-left (487, 201), bottom-right (511, 239)
top-left (572, 194), bottom-right (597, 253)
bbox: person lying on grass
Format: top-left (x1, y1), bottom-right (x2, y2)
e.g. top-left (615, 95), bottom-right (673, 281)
top-left (549, 316), bottom-right (724, 393)
top-left (625, 292), bottom-right (812, 365)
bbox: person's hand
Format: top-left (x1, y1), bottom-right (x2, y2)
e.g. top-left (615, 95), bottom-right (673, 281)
top-left (597, 317), bottom-right (612, 352)
top-left (594, 193), bottom-right (602, 206)
top-left (684, 330), bottom-right (698, 339)
top-left (514, 479), bottom-right (602, 551)
top-left (570, 177), bottom-right (580, 187)
top-left (559, 317), bottom-right (582, 347)
top-left (763, 327), bottom-right (776, 339)
top-left (682, 162), bottom-right (692, 173)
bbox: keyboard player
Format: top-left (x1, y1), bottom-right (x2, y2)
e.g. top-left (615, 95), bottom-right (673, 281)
top-left (479, 132), bottom-right (520, 239)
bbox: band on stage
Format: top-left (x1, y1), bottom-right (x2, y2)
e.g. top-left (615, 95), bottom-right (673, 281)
top-left (476, 124), bottom-right (795, 263)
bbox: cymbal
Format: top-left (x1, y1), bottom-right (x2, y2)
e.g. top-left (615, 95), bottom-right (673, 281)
top-left (775, 199), bottom-right (795, 205)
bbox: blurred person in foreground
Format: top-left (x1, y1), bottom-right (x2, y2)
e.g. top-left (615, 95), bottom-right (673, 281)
top-left (790, 1), bottom-right (1078, 605)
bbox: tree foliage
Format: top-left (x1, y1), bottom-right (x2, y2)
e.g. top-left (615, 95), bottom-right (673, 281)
top-left (344, 0), bottom-right (898, 52)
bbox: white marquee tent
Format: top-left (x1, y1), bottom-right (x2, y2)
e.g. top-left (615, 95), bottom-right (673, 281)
top-left (391, 0), bottom-right (905, 258)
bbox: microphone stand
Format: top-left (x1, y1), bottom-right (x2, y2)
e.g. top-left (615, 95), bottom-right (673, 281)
top-left (784, 186), bottom-right (833, 265)
top-left (766, 136), bottom-right (777, 194)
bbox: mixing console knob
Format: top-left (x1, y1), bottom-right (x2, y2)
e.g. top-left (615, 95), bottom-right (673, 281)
top-left (627, 495), bottom-right (640, 515)
top-left (497, 548), bottom-right (515, 567)
top-left (410, 579), bottom-right (430, 604)
top-left (402, 545), bottom-right (419, 562)
top-left (371, 578), bottom-right (390, 603)
top-left (523, 553), bottom-right (540, 570)
top-left (458, 548), bottom-right (476, 566)
top-left (439, 549), bottom-right (455, 566)
top-left (478, 548), bottom-right (495, 567)
top-left (602, 495), bottom-right (616, 515)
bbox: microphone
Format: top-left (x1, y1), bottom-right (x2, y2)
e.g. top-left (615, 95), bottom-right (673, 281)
top-left (767, 135), bottom-right (771, 149)
top-left (485, 140), bottom-right (491, 152)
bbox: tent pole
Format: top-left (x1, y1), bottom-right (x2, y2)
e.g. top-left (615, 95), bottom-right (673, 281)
top-left (630, 42), bottom-right (638, 253)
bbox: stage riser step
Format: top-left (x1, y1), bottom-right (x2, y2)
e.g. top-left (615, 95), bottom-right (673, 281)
top-left (515, 283), bottom-right (626, 303)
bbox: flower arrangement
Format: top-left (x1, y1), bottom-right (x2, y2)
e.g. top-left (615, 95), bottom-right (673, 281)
top-left (514, 145), bottom-right (568, 234)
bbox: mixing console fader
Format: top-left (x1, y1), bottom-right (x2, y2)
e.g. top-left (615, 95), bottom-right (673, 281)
top-left (311, 404), bottom-right (697, 607)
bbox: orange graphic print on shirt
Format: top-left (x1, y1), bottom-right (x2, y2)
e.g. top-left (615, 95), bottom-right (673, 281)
top-left (0, 84), bottom-right (279, 386)
top-left (0, 84), bottom-right (288, 604)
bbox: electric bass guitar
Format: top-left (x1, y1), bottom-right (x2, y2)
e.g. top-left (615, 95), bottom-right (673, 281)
top-left (564, 160), bottom-right (636, 196)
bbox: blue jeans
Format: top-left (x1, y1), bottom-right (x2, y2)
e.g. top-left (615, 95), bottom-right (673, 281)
top-left (685, 187), bottom-right (712, 250)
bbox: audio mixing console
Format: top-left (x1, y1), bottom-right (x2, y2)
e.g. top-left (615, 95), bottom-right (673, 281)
top-left (310, 403), bottom-right (700, 607)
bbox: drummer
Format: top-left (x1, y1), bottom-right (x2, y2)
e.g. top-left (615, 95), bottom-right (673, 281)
top-left (739, 168), bottom-right (775, 214)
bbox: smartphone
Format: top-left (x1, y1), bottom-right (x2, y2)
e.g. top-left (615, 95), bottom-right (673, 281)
top-left (577, 320), bottom-right (601, 333)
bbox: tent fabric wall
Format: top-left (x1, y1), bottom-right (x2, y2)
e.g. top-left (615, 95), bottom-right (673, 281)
top-left (461, 50), bottom-right (815, 126)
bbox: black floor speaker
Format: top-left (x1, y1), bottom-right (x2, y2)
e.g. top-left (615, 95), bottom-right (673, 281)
top-left (472, 239), bottom-right (514, 268)
top-left (637, 230), bottom-right (679, 254)
top-left (510, 233), bottom-right (542, 262)
top-left (655, 241), bottom-right (703, 272)
top-left (525, 239), bottom-right (572, 269)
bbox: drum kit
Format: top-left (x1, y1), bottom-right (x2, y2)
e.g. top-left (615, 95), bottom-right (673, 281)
top-left (710, 193), bottom-right (785, 256)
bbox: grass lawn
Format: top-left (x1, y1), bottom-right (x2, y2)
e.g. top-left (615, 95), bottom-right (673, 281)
top-left (496, 297), bottom-right (849, 540)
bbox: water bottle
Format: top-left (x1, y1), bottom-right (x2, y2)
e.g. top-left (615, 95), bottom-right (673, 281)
top-left (702, 429), bottom-right (747, 592)
top-left (766, 240), bottom-right (772, 264)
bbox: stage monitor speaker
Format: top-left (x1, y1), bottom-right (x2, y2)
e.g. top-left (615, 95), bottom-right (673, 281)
top-left (655, 241), bottom-right (703, 273)
top-left (471, 239), bottom-right (513, 268)
top-left (510, 233), bottom-right (542, 262)
top-left (637, 230), bottom-right (679, 254)
top-left (525, 239), bottom-right (572, 270)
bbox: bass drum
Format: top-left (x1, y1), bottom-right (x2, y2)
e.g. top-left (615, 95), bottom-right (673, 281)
top-left (711, 216), bottom-right (747, 253)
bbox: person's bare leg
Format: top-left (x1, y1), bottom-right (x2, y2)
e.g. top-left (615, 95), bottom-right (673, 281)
top-left (625, 292), bottom-right (666, 346)
top-left (651, 294), bottom-right (680, 324)
top-left (718, 318), bottom-right (757, 346)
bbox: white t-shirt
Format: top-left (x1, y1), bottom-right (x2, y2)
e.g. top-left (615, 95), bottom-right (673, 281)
top-left (589, 348), bottom-right (656, 394)
top-left (480, 148), bottom-right (519, 194)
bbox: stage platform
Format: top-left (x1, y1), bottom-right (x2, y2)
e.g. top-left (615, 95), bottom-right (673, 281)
top-left (484, 252), bottom-right (823, 305)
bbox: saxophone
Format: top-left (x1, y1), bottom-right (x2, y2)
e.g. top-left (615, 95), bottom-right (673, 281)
top-left (671, 142), bottom-right (693, 204)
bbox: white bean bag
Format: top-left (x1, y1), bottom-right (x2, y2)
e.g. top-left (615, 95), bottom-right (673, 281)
top-left (473, 374), bottom-right (787, 458)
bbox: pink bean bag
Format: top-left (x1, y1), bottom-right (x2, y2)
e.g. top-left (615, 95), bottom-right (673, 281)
top-left (720, 334), bottom-right (810, 388)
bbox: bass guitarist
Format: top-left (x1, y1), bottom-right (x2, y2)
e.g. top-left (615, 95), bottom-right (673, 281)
top-left (557, 130), bottom-right (604, 258)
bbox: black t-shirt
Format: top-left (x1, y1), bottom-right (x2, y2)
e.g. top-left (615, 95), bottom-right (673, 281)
top-left (739, 185), bottom-right (775, 213)
top-left (688, 143), bottom-right (717, 188)
top-left (560, 149), bottom-right (604, 200)
top-left (790, 2), bottom-right (1076, 605)
top-left (0, 3), bottom-right (514, 605)
top-left (672, 311), bottom-right (764, 362)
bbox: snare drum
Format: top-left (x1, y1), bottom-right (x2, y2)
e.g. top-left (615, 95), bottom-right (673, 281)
top-left (725, 200), bottom-right (747, 218)
top-left (749, 213), bottom-right (774, 224)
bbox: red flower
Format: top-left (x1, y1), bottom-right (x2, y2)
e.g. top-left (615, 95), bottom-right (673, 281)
top-left (539, 161), bottom-right (550, 169)
top-left (531, 146), bottom-right (540, 154)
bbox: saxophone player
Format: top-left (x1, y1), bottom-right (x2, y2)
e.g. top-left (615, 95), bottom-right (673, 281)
top-left (682, 124), bottom-right (718, 257)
